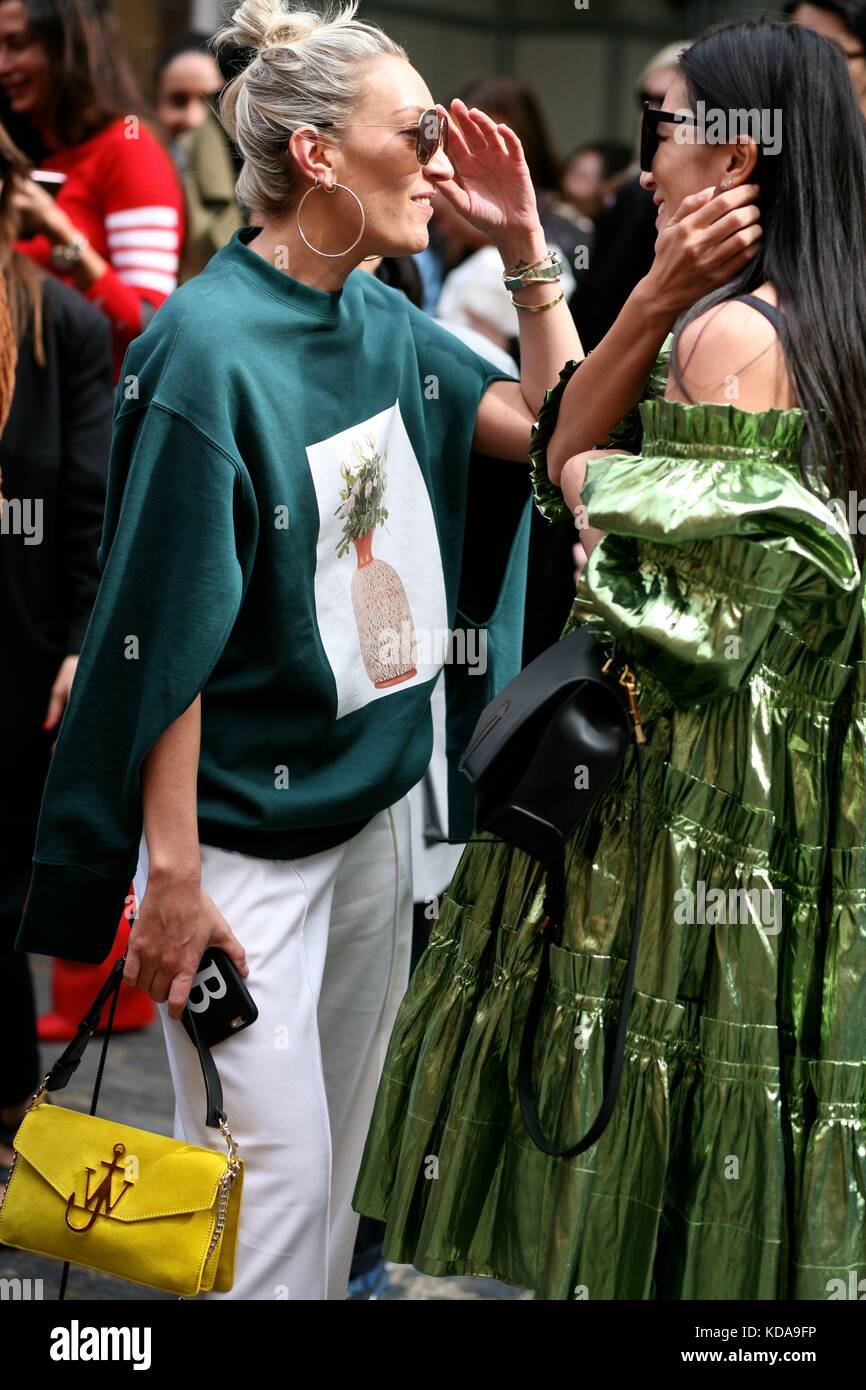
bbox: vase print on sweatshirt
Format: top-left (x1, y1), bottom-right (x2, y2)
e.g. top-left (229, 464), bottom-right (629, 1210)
top-left (306, 401), bottom-right (449, 720)
top-left (335, 435), bottom-right (418, 690)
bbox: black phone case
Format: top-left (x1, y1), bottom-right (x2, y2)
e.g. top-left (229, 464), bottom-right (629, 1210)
top-left (181, 946), bottom-right (258, 1049)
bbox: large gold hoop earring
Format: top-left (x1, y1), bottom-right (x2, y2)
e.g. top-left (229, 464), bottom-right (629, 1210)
top-left (296, 176), bottom-right (366, 258)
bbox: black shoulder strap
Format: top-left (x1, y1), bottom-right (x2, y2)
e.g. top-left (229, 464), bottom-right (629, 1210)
top-left (516, 738), bottom-right (646, 1158)
top-left (45, 955), bottom-right (226, 1127)
top-left (732, 293), bottom-right (785, 333)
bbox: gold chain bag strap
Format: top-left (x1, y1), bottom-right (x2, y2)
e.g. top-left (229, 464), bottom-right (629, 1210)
top-left (0, 956), bottom-right (243, 1298)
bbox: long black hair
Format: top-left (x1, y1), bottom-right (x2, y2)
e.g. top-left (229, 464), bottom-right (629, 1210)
top-left (669, 17), bottom-right (866, 562)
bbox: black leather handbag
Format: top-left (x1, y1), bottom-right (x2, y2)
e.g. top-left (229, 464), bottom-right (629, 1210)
top-left (458, 626), bottom-right (647, 1158)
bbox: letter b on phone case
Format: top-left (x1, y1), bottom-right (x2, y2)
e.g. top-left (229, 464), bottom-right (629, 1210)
top-left (187, 958), bottom-right (228, 1013)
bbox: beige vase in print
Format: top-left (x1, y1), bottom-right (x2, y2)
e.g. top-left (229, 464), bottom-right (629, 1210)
top-left (351, 530), bottom-right (417, 687)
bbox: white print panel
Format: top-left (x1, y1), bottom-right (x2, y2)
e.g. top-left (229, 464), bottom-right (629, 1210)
top-left (307, 401), bottom-right (449, 720)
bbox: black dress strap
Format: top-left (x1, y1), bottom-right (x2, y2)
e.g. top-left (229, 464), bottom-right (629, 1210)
top-left (731, 293), bottom-right (785, 332)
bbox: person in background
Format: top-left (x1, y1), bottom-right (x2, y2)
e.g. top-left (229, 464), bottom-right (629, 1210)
top-left (455, 75), bottom-right (593, 299)
top-left (417, 189), bottom-right (485, 319)
top-left (785, 0), bottom-right (866, 113)
top-left (634, 39), bottom-right (688, 111)
top-left (433, 187), bottom-right (566, 667)
top-left (0, 0), bottom-right (185, 380)
top-left (436, 192), bottom-right (575, 360)
top-left (415, 76), bottom-right (591, 324)
top-left (433, 81), bottom-right (583, 667)
top-left (0, 118), bottom-right (113, 1201)
top-left (155, 32), bottom-right (244, 283)
top-left (562, 139), bottom-right (632, 222)
top-left (156, 31), bottom-right (225, 150)
top-left (0, 0), bottom-right (183, 1038)
top-left (439, 77), bottom-right (587, 666)
top-left (572, 40), bottom-right (689, 353)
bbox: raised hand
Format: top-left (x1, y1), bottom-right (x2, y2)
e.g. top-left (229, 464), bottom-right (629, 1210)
top-left (434, 97), bottom-right (540, 242)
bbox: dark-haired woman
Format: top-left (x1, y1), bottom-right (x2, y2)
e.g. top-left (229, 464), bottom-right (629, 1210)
top-left (354, 16), bottom-right (866, 1300)
top-left (0, 0), bottom-right (185, 379)
top-left (786, 1), bottom-right (866, 114)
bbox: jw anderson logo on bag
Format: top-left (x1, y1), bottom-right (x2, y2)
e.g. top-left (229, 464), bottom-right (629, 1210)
top-left (65, 1142), bottom-right (133, 1232)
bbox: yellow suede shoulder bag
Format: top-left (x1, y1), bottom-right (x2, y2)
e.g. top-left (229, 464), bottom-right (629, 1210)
top-left (0, 956), bottom-right (243, 1298)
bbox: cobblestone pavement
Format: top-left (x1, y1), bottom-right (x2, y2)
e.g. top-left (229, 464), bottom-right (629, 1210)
top-left (0, 957), bottom-right (532, 1301)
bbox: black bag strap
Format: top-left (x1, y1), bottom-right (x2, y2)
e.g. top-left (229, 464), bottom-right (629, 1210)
top-left (55, 962), bottom-right (126, 1302)
top-left (516, 737), bottom-right (646, 1157)
top-left (44, 954), bottom-right (226, 1127)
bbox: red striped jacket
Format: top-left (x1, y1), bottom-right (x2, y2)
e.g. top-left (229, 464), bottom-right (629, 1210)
top-left (17, 116), bottom-right (186, 382)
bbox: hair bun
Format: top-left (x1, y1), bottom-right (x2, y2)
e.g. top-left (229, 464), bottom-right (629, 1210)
top-left (262, 14), bottom-right (318, 49)
top-left (223, 0), bottom-right (318, 57)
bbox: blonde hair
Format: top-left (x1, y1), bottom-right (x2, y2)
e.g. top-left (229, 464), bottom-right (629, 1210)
top-left (214, 0), bottom-right (407, 217)
top-left (634, 40), bottom-right (692, 101)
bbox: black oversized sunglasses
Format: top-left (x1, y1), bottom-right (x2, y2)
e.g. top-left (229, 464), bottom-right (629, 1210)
top-left (640, 101), bottom-right (698, 173)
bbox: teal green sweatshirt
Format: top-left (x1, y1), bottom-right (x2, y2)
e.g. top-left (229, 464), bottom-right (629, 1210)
top-left (17, 226), bottom-right (526, 962)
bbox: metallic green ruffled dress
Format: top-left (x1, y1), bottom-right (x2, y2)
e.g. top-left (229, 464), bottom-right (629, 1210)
top-left (352, 337), bottom-right (866, 1300)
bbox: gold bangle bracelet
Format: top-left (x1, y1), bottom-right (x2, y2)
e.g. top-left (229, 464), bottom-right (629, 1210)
top-left (511, 288), bottom-right (565, 313)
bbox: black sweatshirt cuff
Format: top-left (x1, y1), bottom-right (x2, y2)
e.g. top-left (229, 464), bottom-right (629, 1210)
top-left (16, 862), bottom-right (133, 963)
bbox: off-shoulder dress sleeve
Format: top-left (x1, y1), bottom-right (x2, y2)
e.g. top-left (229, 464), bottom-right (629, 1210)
top-left (579, 397), bottom-right (859, 710)
top-left (528, 336), bottom-right (673, 524)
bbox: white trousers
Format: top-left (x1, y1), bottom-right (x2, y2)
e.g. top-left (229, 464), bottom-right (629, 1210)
top-left (132, 797), bottom-right (413, 1300)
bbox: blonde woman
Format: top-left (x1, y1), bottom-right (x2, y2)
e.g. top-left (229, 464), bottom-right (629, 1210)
top-left (15, 0), bottom-right (759, 1299)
